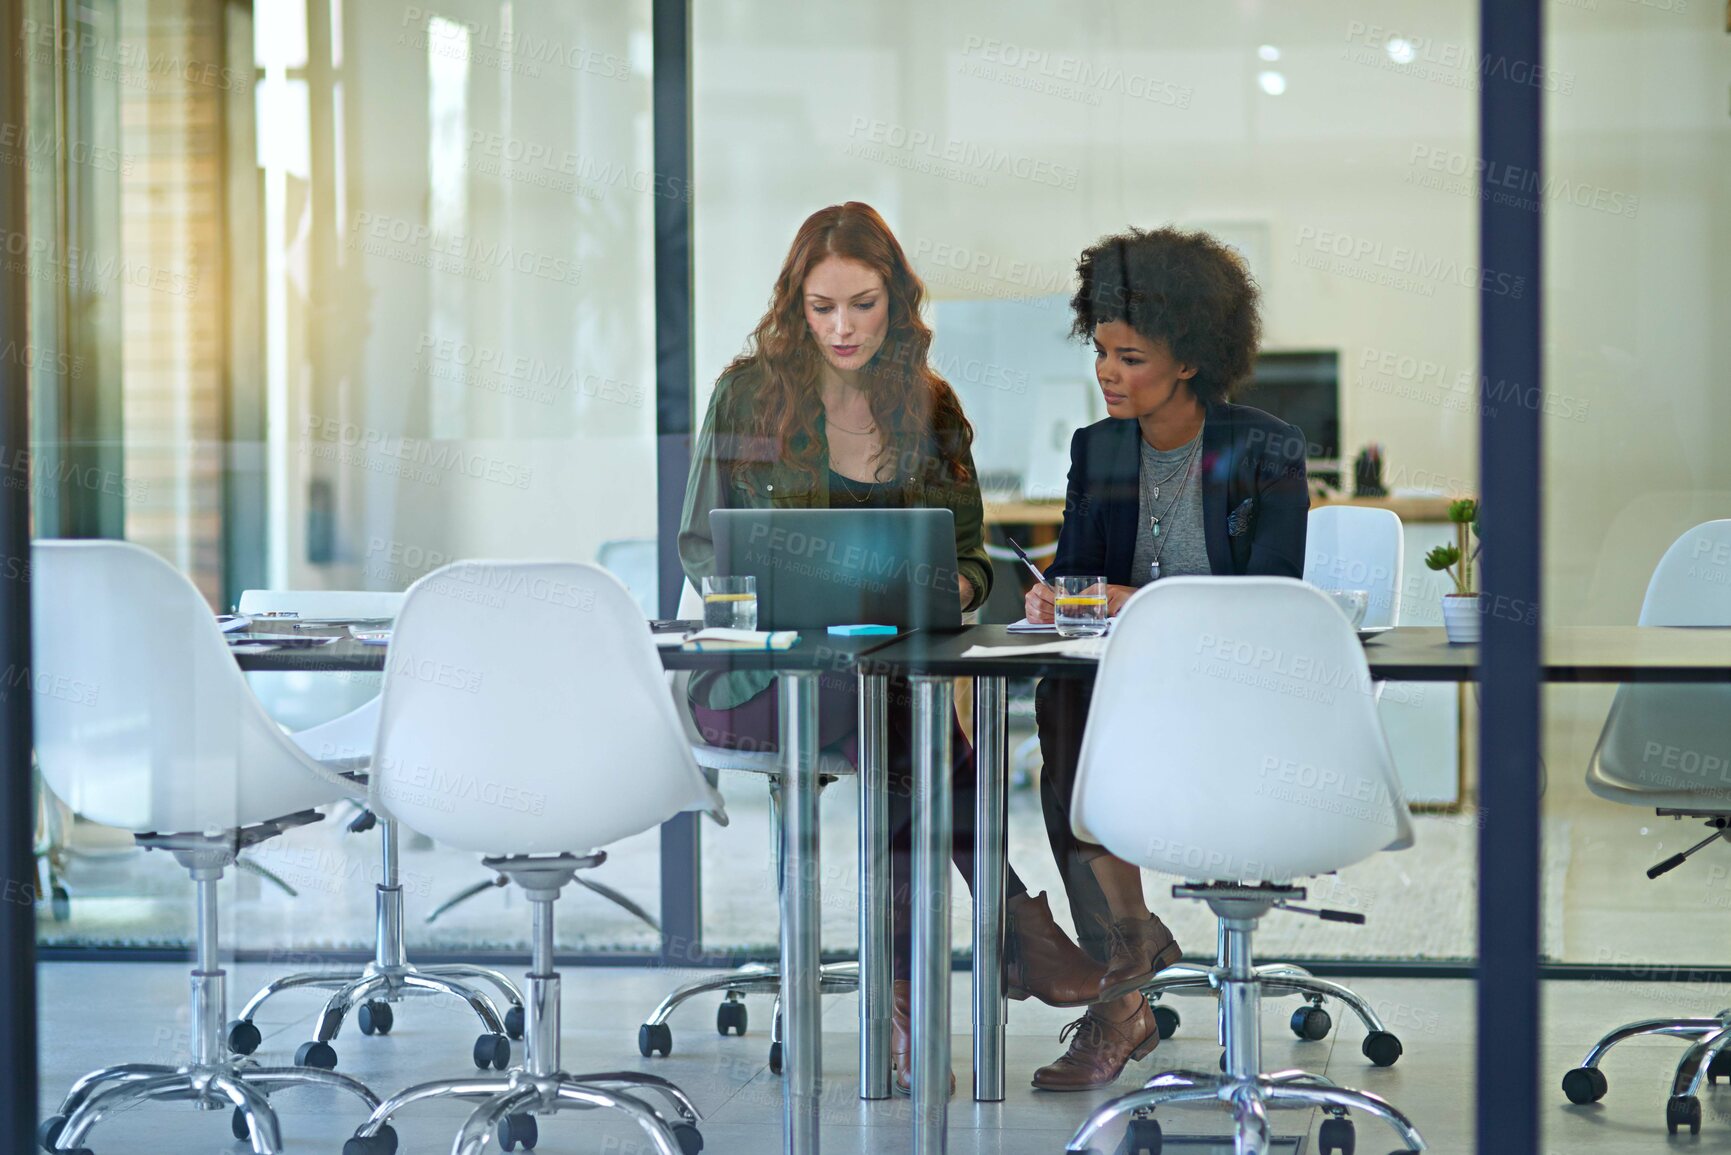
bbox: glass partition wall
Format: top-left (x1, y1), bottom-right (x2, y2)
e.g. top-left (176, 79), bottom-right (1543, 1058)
top-left (30, 0), bottom-right (664, 957)
top-left (1539, 4), bottom-right (1731, 1148)
top-left (1541, 6), bottom-right (1731, 964)
top-left (692, 0), bottom-right (1485, 965)
top-left (28, 1), bottom-right (1728, 1150)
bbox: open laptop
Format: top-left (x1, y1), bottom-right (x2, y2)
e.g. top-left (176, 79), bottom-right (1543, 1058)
top-left (710, 508), bottom-right (964, 631)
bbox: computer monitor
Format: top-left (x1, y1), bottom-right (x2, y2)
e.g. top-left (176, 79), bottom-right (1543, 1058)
top-left (1237, 349), bottom-right (1340, 475)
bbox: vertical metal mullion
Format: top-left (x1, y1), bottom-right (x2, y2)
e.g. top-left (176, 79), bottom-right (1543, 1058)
top-left (652, 0), bottom-right (700, 965)
top-left (0, 0), bottom-right (41, 1146)
top-left (1477, 1), bottom-right (1544, 1152)
top-left (219, 0), bottom-right (264, 610)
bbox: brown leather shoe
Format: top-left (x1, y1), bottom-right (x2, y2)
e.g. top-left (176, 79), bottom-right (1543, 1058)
top-left (1004, 892), bottom-right (1108, 1008)
top-left (1097, 913), bottom-right (1184, 1000)
top-left (1030, 994), bottom-right (1160, 1092)
top-left (891, 979), bottom-right (955, 1097)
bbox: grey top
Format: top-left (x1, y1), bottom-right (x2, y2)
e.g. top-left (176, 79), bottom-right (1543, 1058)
top-left (1130, 426), bottom-right (1209, 586)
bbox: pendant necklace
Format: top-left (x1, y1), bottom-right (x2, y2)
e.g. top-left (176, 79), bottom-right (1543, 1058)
top-left (1147, 433), bottom-right (1204, 581)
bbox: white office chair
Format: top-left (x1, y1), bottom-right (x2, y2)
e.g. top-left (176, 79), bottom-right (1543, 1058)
top-left (1304, 505), bottom-right (1404, 629)
top-left (1132, 506), bottom-right (1411, 1056)
top-left (31, 540), bottom-right (382, 1155)
top-left (343, 561), bottom-right (725, 1155)
top-left (1561, 519), bottom-right (1731, 1136)
top-left (637, 580), bottom-right (856, 1073)
top-left (1064, 577), bottom-right (1426, 1155)
top-left (227, 690), bottom-right (526, 1073)
top-left (229, 585), bottom-right (526, 1074)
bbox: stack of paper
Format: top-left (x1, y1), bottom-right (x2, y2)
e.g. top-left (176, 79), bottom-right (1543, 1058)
top-left (960, 637), bottom-right (1108, 660)
top-left (1006, 617), bottom-right (1119, 635)
top-left (682, 628), bottom-right (801, 652)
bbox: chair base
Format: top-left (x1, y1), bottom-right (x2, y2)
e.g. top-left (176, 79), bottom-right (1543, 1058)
top-left (42, 822), bottom-right (379, 1155)
top-left (346, 1070), bottom-right (703, 1155)
top-left (638, 960), bottom-right (859, 1070)
top-left (1070, 885), bottom-right (1426, 1155)
top-left (1065, 1069), bottom-right (1426, 1155)
top-left (353, 852), bottom-right (704, 1155)
top-left (42, 1060), bottom-right (378, 1155)
top-left (239, 958), bottom-right (523, 1050)
top-left (233, 820), bottom-right (525, 1067)
top-left (1562, 1010), bottom-right (1731, 1134)
top-left (1140, 948), bottom-right (1403, 1065)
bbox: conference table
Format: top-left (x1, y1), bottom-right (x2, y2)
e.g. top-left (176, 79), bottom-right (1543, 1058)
top-left (234, 621), bottom-right (1731, 1155)
top-left (233, 624), bottom-right (897, 1155)
top-left (857, 623), bottom-right (1731, 1154)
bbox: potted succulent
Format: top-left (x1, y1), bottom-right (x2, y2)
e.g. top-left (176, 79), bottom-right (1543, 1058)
top-left (1424, 498), bottom-right (1481, 644)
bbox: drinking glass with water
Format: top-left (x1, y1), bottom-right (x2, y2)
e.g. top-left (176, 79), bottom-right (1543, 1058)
top-left (702, 575), bottom-right (758, 630)
top-left (1053, 576), bottom-right (1109, 638)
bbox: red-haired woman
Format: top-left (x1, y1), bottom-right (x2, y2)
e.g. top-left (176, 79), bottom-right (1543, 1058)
top-left (679, 202), bottom-right (1104, 1093)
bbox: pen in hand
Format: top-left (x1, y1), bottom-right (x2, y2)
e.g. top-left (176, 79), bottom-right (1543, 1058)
top-left (1006, 536), bottom-right (1050, 587)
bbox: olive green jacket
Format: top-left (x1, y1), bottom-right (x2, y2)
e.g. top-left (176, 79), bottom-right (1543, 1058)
top-left (678, 369), bottom-right (994, 710)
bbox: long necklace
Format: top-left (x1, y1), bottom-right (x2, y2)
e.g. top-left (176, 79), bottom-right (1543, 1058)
top-left (834, 470), bottom-right (876, 503)
top-left (825, 412), bottom-right (877, 435)
top-left (827, 402), bottom-right (883, 501)
top-left (1145, 449), bottom-right (1191, 503)
top-left (1146, 432), bottom-right (1204, 582)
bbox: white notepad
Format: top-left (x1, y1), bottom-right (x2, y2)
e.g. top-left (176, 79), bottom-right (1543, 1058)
top-left (1005, 617), bottom-right (1119, 634)
top-left (960, 637), bottom-right (1109, 660)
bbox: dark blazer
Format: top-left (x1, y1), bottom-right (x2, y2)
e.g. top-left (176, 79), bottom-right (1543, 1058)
top-left (1047, 401), bottom-right (1309, 584)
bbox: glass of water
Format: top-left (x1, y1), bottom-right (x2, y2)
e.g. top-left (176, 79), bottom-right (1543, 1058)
top-left (1053, 576), bottom-right (1109, 638)
top-left (1327, 589), bottom-right (1370, 629)
top-left (702, 575), bottom-right (758, 630)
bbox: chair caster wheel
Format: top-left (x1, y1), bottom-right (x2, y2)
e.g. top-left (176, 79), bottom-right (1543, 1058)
top-left (296, 1040), bottom-right (338, 1069)
top-left (1561, 1066), bottom-right (1607, 1104)
top-left (769, 1040), bottom-right (783, 1074)
top-left (718, 996), bottom-right (749, 1036)
top-left (504, 1003), bottom-right (526, 1039)
top-left (639, 1022), bottom-right (673, 1057)
top-left (226, 1017), bottom-right (262, 1055)
top-left (1115, 1114), bottom-right (1162, 1155)
top-left (496, 1112), bottom-right (538, 1151)
top-left (672, 1121), bottom-right (705, 1155)
top-left (231, 1106), bottom-right (252, 1140)
top-left (358, 1000), bottom-right (394, 1036)
top-left (1709, 1050), bottom-right (1731, 1084)
top-left (50, 885), bottom-right (71, 923)
top-left (1319, 1115), bottom-right (1355, 1155)
top-left (1361, 1030), bottom-right (1403, 1067)
top-left (342, 1124), bottom-right (399, 1155)
top-left (1291, 1004), bottom-right (1332, 1041)
top-left (1668, 1094), bottom-right (1702, 1135)
top-left (473, 1032), bottom-right (511, 1070)
top-left (37, 1114), bottom-right (67, 1153)
top-left (1150, 1004), bottom-right (1180, 1041)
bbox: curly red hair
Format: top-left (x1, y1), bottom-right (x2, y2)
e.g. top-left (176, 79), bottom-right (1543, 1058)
top-left (721, 202), bottom-right (973, 495)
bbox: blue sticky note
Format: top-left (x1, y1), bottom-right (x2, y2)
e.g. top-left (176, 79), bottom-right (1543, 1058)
top-left (827, 624), bottom-right (897, 636)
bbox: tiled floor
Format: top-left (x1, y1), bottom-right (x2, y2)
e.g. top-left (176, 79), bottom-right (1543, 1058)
top-left (37, 961), bottom-right (1731, 1153)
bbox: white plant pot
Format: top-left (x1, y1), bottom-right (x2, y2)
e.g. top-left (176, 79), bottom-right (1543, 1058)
top-left (1442, 594), bottom-right (1480, 644)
